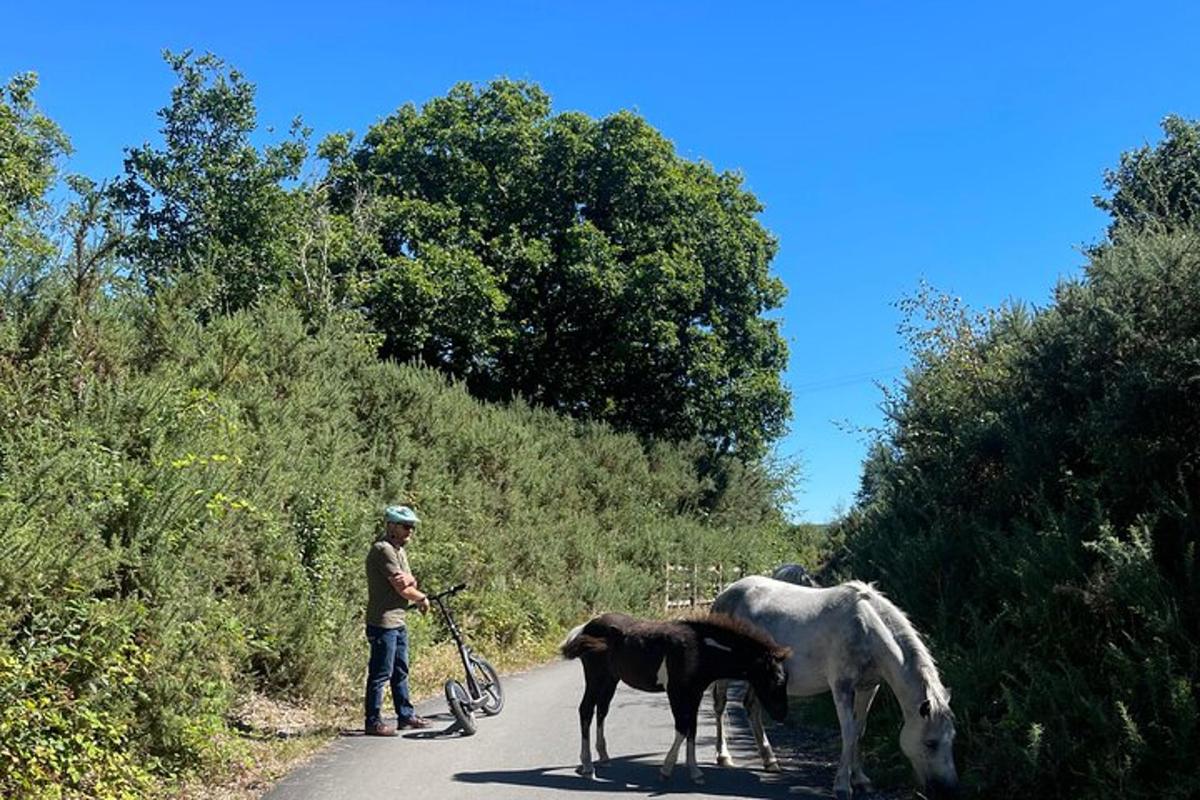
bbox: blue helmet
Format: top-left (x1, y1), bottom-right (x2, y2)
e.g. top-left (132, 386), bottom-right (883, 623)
top-left (384, 505), bottom-right (420, 525)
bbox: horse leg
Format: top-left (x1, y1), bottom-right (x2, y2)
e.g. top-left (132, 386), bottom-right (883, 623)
top-left (662, 686), bottom-right (705, 783)
top-left (712, 679), bottom-right (735, 767)
top-left (575, 658), bottom-right (602, 778)
top-left (745, 685), bottom-right (780, 771)
top-left (850, 684), bottom-right (880, 798)
top-left (831, 680), bottom-right (858, 800)
top-left (594, 675), bottom-right (619, 765)
top-left (660, 730), bottom-right (686, 781)
top-left (684, 690), bottom-right (705, 783)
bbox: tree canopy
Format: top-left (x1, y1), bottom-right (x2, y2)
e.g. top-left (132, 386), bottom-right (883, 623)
top-left (1094, 114), bottom-right (1200, 242)
top-left (322, 80), bottom-right (791, 457)
top-left (111, 51), bottom-right (308, 312)
top-left (0, 72), bottom-right (70, 298)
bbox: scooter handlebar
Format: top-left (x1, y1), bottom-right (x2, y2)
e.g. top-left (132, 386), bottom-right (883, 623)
top-left (429, 583), bottom-right (467, 601)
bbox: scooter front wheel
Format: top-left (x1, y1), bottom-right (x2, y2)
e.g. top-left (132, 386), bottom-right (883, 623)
top-left (445, 679), bottom-right (477, 735)
top-left (469, 656), bottom-right (505, 716)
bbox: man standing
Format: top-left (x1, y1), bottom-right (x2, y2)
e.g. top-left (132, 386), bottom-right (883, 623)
top-left (364, 505), bottom-right (432, 735)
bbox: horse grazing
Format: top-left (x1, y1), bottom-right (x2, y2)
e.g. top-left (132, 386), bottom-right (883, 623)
top-left (561, 611), bottom-right (791, 783)
top-left (711, 576), bottom-right (959, 800)
top-left (771, 562), bottom-right (820, 586)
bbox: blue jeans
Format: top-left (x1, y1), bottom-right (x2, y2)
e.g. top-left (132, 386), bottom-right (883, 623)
top-left (364, 624), bottom-right (415, 725)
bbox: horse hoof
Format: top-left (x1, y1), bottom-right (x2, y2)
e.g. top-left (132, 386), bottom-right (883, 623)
top-left (835, 790), bottom-right (851, 800)
top-left (575, 765), bottom-right (593, 778)
top-left (765, 759), bottom-right (781, 773)
top-left (690, 772), bottom-right (706, 784)
top-left (852, 782), bottom-right (873, 799)
top-left (658, 770), bottom-right (672, 783)
top-left (717, 755), bottom-right (735, 767)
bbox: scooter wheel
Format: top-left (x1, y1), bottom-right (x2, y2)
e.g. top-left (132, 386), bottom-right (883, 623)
top-left (469, 656), bottom-right (505, 716)
top-left (445, 679), bottom-right (477, 735)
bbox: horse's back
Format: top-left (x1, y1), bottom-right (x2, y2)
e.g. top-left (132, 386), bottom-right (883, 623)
top-left (713, 575), bottom-right (828, 617)
top-left (713, 576), bottom-right (877, 695)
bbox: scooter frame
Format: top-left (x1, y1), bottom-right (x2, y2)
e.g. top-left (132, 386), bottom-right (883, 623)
top-left (427, 583), bottom-right (504, 734)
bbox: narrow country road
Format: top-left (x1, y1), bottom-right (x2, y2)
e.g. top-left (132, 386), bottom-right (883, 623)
top-left (263, 658), bottom-right (847, 799)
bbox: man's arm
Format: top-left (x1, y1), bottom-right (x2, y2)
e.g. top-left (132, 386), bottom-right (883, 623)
top-left (387, 571), bottom-right (430, 612)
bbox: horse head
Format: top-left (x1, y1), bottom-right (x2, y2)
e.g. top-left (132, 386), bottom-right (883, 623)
top-left (748, 645), bottom-right (792, 723)
top-left (899, 695), bottom-right (958, 799)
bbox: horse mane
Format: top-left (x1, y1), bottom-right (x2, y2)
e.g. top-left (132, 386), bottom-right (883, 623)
top-left (845, 581), bottom-right (952, 716)
top-left (695, 612), bottom-right (790, 659)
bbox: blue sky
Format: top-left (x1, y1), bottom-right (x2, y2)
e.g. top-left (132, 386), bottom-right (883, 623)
top-left (6, 2), bottom-right (1200, 521)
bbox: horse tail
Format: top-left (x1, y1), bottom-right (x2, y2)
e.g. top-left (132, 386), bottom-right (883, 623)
top-left (559, 618), bottom-right (612, 659)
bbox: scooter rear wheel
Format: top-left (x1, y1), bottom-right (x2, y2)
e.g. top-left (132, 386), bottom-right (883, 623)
top-left (444, 679), bottom-right (477, 735)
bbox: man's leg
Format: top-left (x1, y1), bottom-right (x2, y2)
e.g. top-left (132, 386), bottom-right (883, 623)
top-left (364, 624), bottom-right (397, 732)
top-left (391, 625), bottom-right (418, 724)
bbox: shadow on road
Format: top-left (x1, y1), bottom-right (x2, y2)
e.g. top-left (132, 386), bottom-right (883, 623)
top-left (335, 711), bottom-right (471, 740)
top-left (454, 753), bottom-right (802, 798)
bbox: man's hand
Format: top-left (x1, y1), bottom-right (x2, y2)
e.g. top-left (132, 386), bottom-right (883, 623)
top-left (417, 596), bottom-right (431, 614)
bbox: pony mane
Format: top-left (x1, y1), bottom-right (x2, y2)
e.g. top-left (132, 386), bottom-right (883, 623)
top-left (695, 612), bottom-right (789, 658)
top-left (846, 581), bottom-right (952, 716)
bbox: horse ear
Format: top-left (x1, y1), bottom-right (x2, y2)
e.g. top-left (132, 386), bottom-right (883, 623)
top-left (774, 646), bottom-right (792, 662)
top-left (919, 699), bottom-right (932, 718)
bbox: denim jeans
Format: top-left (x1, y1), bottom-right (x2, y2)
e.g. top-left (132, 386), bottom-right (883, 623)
top-left (364, 624), bottom-right (415, 725)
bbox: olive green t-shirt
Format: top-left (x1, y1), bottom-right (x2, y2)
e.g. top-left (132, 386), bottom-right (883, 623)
top-left (366, 539), bottom-right (412, 628)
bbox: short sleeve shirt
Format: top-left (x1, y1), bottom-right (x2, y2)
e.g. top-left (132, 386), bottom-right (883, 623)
top-left (366, 539), bottom-right (411, 628)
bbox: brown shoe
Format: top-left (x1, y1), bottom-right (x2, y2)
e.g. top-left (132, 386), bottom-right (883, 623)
top-left (365, 721), bottom-right (398, 737)
top-left (397, 716), bottom-right (432, 729)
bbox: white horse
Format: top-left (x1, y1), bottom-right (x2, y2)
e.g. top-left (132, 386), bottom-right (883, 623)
top-left (711, 576), bottom-right (959, 800)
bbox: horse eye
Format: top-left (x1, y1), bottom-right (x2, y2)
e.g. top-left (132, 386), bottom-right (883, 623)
top-left (924, 740), bottom-right (939, 751)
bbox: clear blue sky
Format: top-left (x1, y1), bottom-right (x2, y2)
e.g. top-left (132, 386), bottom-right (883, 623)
top-left (7, 1), bottom-right (1200, 521)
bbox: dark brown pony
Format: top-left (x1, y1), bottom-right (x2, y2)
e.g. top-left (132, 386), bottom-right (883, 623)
top-left (561, 611), bottom-right (791, 783)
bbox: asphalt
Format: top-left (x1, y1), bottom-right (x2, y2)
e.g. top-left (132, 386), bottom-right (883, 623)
top-left (261, 657), bottom-right (850, 800)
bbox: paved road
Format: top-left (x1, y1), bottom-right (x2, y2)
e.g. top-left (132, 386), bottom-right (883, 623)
top-left (264, 658), bottom-right (842, 799)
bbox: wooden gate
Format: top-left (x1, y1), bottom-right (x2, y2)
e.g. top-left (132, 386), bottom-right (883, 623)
top-left (664, 563), bottom-right (745, 611)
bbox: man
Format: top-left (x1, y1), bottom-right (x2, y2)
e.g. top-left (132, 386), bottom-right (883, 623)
top-left (364, 504), bottom-right (432, 735)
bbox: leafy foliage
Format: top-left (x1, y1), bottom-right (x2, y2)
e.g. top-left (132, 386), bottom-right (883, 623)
top-left (0, 72), bottom-right (71, 306)
top-left (838, 230), bottom-right (1200, 798)
top-left (1095, 115), bottom-right (1200, 243)
top-left (110, 51), bottom-right (308, 312)
top-left (322, 80), bottom-right (791, 457)
top-left (0, 290), bottom-right (793, 795)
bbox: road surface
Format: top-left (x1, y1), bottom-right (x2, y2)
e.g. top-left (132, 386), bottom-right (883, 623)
top-left (264, 658), bottom-right (848, 799)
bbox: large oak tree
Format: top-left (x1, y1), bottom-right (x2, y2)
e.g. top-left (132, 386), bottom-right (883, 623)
top-left (323, 80), bottom-right (791, 457)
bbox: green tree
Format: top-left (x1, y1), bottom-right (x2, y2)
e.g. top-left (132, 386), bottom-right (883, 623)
top-left (323, 80), bottom-right (790, 457)
top-left (1094, 114), bottom-right (1200, 242)
top-left (111, 51), bottom-right (307, 312)
top-left (0, 72), bottom-right (71, 303)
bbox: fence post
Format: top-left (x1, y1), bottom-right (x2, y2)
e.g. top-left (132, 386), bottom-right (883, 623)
top-left (667, 563), bottom-right (676, 614)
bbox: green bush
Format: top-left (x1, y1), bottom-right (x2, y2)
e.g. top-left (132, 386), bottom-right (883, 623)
top-left (0, 287), bottom-right (794, 793)
top-left (838, 230), bottom-right (1200, 799)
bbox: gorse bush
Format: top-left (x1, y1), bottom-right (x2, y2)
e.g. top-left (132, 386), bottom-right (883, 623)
top-left (0, 283), bottom-right (795, 796)
top-left (838, 228), bottom-right (1200, 799)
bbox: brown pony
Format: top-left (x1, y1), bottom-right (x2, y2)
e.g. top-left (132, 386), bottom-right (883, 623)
top-left (561, 611), bottom-right (790, 783)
